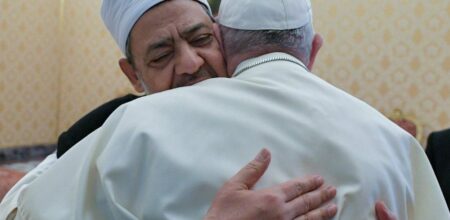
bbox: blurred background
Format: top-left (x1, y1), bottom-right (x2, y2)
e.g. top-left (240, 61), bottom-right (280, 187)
top-left (0, 0), bottom-right (449, 151)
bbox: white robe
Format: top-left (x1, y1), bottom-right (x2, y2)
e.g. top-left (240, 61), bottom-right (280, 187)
top-left (2, 53), bottom-right (449, 219)
top-left (0, 153), bottom-right (57, 220)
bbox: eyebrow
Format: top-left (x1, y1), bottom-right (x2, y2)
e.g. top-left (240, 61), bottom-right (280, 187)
top-left (144, 23), bottom-right (210, 61)
top-left (145, 37), bottom-right (172, 61)
top-left (149, 38), bottom-right (172, 50)
top-left (180, 23), bottom-right (210, 38)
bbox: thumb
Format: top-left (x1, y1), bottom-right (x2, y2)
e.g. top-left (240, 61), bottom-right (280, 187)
top-left (375, 201), bottom-right (397, 220)
top-left (228, 148), bottom-right (271, 190)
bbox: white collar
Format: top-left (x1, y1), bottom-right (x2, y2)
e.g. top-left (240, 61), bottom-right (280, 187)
top-left (232, 52), bottom-right (307, 77)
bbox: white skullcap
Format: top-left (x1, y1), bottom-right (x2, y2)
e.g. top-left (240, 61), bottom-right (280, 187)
top-left (218, 0), bottom-right (312, 30)
top-left (101, 0), bottom-right (212, 55)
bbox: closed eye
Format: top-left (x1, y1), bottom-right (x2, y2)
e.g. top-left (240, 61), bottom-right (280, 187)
top-left (191, 34), bottom-right (213, 47)
top-left (149, 52), bottom-right (172, 66)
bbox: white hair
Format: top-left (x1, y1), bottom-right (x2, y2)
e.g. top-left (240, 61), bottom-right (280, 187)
top-left (220, 22), bottom-right (315, 66)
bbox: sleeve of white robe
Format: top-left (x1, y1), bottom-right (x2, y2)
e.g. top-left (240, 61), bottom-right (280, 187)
top-left (18, 104), bottom-right (150, 220)
top-left (9, 106), bottom-right (135, 220)
top-left (408, 138), bottom-right (450, 219)
top-left (95, 120), bottom-right (159, 219)
top-left (0, 153), bottom-right (57, 220)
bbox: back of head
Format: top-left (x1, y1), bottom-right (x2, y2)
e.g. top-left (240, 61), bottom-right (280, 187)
top-left (218, 0), bottom-right (314, 65)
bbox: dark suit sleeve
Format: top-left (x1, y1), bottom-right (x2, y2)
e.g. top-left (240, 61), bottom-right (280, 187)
top-left (426, 132), bottom-right (436, 171)
top-left (57, 94), bottom-right (140, 158)
top-left (426, 129), bottom-right (450, 211)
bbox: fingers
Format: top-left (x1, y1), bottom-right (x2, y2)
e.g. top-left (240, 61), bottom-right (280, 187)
top-left (294, 204), bottom-right (338, 220)
top-left (228, 149), bottom-right (271, 190)
top-left (279, 175), bottom-right (325, 202)
top-left (375, 201), bottom-right (397, 220)
top-left (288, 185), bottom-right (337, 218)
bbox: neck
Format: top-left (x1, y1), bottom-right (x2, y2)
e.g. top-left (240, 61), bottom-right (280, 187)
top-left (225, 48), bottom-right (304, 77)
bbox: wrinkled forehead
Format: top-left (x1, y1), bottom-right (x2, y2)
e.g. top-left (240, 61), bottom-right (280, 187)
top-left (130, 0), bottom-right (213, 46)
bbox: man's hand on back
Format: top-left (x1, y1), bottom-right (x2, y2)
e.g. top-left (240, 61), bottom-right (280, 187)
top-left (204, 149), bottom-right (338, 220)
top-left (375, 201), bottom-right (397, 220)
top-left (204, 148), bottom-right (399, 220)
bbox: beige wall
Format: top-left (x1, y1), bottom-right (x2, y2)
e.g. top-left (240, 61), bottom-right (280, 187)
top-left (0, 0), bottom-right (60, 148)
top-left (312, 0), bottom-right (450, 141)
top-left (0, 0), bottom-right (133, 148)
top-left (57, 0), bottom-right (133, 132)
top-left (1, 0), bottom-right (449, 148)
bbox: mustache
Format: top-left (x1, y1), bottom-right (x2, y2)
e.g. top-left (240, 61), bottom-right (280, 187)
top-left (173, 66), bottom-right (218, 88)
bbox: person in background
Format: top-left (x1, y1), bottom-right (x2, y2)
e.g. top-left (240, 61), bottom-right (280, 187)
top-left (0, 169), bottom-right (24, 201)
top-left (426, 128), bottom-right (450, 211)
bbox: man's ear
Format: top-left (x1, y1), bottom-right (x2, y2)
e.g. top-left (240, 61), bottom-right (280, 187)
top-left (307, 34), bottom-right (323, 71)
top-left (119, 58), bottom-right (144, 93)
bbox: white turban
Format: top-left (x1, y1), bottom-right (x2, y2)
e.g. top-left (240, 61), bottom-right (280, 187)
top-left (101, 0), bottom-right (212, 55)
top-left (218, 0), bottom-right (312, 30)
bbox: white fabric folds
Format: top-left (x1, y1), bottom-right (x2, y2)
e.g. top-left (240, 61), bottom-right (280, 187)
top-left (4, 53), bottom-right (449, 219)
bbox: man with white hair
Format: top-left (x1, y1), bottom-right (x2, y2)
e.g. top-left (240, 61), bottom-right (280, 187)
top-left (1, 0), bottom-right (446, 219)
top-left (211, 0), bottom-right (449, 218)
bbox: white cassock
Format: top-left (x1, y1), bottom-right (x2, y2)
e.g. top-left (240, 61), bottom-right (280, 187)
top-left (2, 53), bottom-right (448, 219)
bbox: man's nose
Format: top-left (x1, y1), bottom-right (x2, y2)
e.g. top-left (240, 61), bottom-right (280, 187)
top-left (175, 45), bottom-right (204, 75)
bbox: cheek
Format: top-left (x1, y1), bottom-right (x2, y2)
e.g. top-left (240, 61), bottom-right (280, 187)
top-left (204, 50), bottom-right (227, 77)
top-left (212, 54), bottom-right (227, 77)
top-left (142, 69), bottom-right (174, 93)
